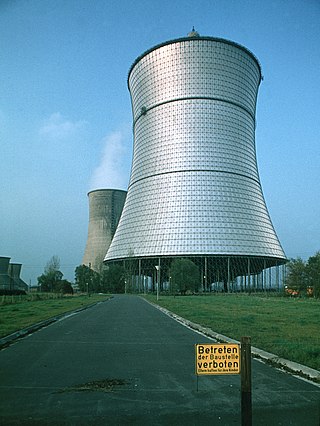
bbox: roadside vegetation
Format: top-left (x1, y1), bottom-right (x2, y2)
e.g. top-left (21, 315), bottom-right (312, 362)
top-left (285, 252), bottom-right (320, 298)
top-left (37, 255), bottom-right (74, 294)
top-left (0, 293), bottom-right (110, 338)
top-left (143, 293), bottom-right (320, 371)
top-left (1, 252), bottom-right (318, 372)
top-left (0, 254), bottom-right (121, 340)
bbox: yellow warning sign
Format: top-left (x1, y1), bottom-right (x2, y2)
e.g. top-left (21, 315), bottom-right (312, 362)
top-left (195, 343), bottom-right (240, 375)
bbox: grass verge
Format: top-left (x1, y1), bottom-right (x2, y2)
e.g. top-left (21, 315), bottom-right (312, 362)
top-left (0, 293), bottom-right (110, 338)
top-left (143, 294), bottom-right (320, 371)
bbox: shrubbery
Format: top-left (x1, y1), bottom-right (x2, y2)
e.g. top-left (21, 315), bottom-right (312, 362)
top-left (285, 251), bottom-right (320, 298)
top-left (0, 289), bottom-right (27, 296)
top-left (37, 256), bottom-right (73, 294)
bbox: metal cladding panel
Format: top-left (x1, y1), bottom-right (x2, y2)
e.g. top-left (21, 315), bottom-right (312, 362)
top-left (105, 37), bottom-right (286, 263)
top-left (131, 100), bottom-right (258, 184)
top-left (129, 39), bottom-right (260, 122)
top-left (106, 172), bottom-right (284, 259)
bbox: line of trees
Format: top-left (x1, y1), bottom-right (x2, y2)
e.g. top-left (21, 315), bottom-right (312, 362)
top-left (37, 257), bottom-right (128, 295)
top-left (38, 251), bottom-right (320, 298)
top-left (74, 264), bottom-right (126, 294)
top-left (74, 259), bottom-right (200, 295)
top-left (285, 251), bottom-right (320, 298)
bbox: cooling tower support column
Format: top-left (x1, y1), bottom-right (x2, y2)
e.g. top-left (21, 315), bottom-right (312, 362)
top-left (104, 33), bottom-right (286, 286)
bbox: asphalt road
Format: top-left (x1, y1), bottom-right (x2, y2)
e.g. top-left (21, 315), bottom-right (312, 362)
top-left (0, 295), bottom-right (319, 425)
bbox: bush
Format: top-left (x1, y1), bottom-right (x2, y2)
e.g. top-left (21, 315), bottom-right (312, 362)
top-left (56, 280), bottom-right (74, 294)
top-left (0, 289), bottom-right (27, 296)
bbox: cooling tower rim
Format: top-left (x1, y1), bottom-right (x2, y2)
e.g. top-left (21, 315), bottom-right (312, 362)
top-left (87, 188), bottom-right (127, 197)
top-left (128, 36), bottom-right (262, 87)
top-left (105, 254), bottom-right (287, 265)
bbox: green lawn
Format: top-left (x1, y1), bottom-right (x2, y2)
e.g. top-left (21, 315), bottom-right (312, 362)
top-left (143, 294), bottom-right (320, 371)
top-left (0, 293), bottom-right (110, 338)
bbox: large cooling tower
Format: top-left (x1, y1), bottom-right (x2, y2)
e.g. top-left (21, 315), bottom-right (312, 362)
top-left (104, 31), bottom-right (286, 285)
top-left (82, 189), bottom-right (126, 272)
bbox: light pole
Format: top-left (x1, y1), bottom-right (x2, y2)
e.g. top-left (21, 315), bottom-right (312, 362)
top-left (155, 265), bottom-right (160, 301)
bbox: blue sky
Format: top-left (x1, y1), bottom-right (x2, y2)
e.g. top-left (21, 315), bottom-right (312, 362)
top-left (1, 0), bottom-right (319, 285)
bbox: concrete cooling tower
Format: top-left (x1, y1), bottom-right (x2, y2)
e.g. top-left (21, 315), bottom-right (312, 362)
top-left (82, 189), bottom-right (126, 273)
top-left (104, 31), bottom-right (286, 290)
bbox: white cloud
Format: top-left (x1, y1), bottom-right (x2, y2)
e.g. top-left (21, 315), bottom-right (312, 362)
top-left (89, 129), bottom-right (131, 191)
top-left (39, 112), bottom-right (87, 140)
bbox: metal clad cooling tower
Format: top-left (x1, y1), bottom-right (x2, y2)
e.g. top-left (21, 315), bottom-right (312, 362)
top-left (104, 32), bottom-right (286, 285)
top-left (82, 189), bottom-right (126, 272)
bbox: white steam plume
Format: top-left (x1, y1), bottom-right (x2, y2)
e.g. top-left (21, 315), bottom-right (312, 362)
top-left (89, 130), bottom-right (131, 191)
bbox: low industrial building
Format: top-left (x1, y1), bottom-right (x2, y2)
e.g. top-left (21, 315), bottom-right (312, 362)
top-left (0, 256), bottom-right (28, 291)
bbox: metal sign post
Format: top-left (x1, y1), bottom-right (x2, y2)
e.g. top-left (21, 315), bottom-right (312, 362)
top-left (241, 336), bottom-right (252, 426)
top-left (195, 338), bottom-right (252, 425)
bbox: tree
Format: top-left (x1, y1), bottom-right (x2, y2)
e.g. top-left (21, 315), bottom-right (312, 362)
top-left (38, 270), bottom-right (63, 292)
top-left (285, 252), bottom-right (320, 298)
top-left (170, 258), bottom-right (199, 295)
top-left (306, 251), bottom-right (320, 298)
top-left (38, 256), bottom-right (64, 292)
top-left (285, 257), bottom-right (307, 292)
top-left (45, 255), bottom-right (61, 275)
top-left (75, 265), bottom-right (101, 293)
top-left (101, 264), bottom-right (125, 293)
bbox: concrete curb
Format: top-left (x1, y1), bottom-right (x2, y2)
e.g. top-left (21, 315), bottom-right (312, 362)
top-left (145, 298), bottom-right (320, 384)
top-left (0, 299), bottom-right (107, 350)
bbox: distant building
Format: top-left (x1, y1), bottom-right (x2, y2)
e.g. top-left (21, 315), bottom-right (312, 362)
top-left (0, 256), bottom-right (28, 291)
top-left (82, 189), bottom-right (126, 273)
